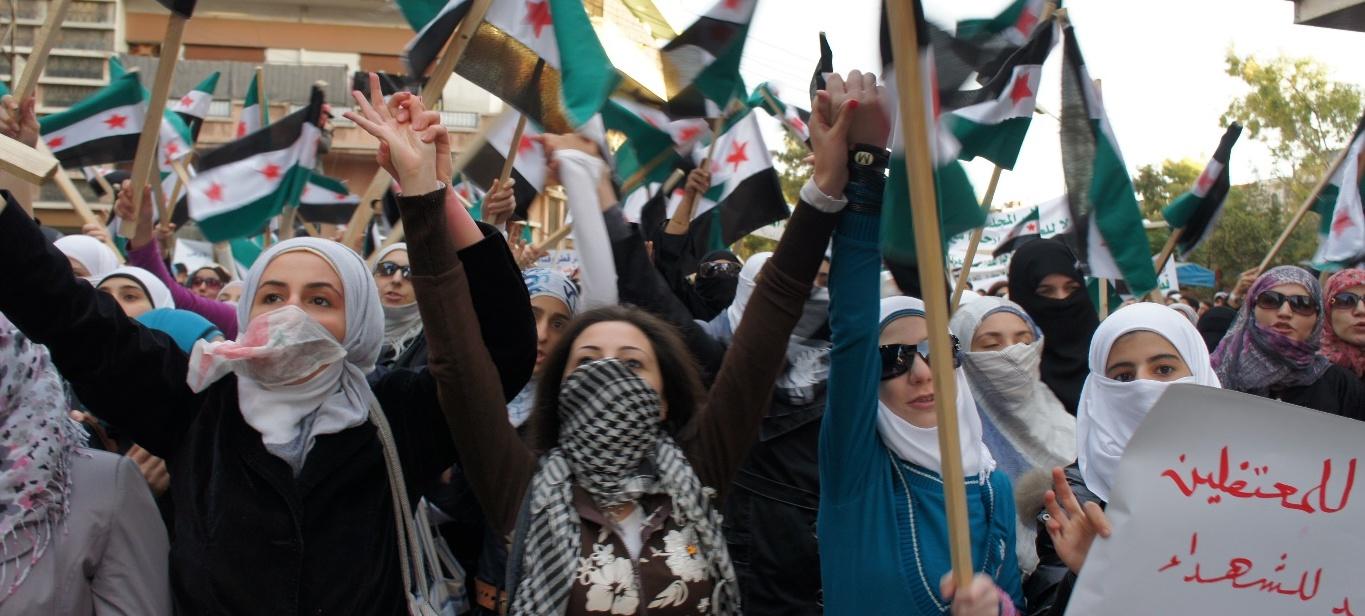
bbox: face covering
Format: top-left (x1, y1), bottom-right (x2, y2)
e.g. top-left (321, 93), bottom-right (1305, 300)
top-left (1006, 239), bottom-right (1098, 414)
top-left (187, 305), bottom-right (346, 391)
top-left (557, 358), bottom-right (663, 507)
top-left (1077, 302), bottom-right (1222, 502)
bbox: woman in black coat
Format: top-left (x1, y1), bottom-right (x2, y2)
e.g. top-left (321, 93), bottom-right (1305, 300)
top-left (0, 88), bottom-right (534, 613)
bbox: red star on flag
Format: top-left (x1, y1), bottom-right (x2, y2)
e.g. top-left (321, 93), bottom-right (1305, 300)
top-left (1025, 222), bottom-right (1038, 233)
top-left (103, 114), bottom-right (128, 130)
top-left (1008, 73), bottom-right (1033, 106)
top-left (1195, 169), bottom-right (1215, 194)
top-left (725, 140), bottom-right (749, 173)
top-left (236, 122), bottom-right (247, 138)
top-left (335, 192), bottom-right (349, 201)
top-left (525, 0), bottom-right (552, 38)
top-left (518, 134), bottom-right (536, 156)
top-left (46, 136), bottom-right (64, 149)
top-left (258, 163), bottom-right (283, 182)
top-left (677, 126), bottom-right (701, 144)
top-left (205, 182), bottom-right (225, 203)
top-left (789, 116), bottom-right (807, 134)
top-left (165, 141), bottom-right (180, 157)
top-left (1015, 7), bottom-right (1038, 36)
top-left (1333, 206), bottom-right (1355, 235)
top-left (723, 0), bottom-right (742, 8)
top-left (179, 95), bottom-right (194, 109)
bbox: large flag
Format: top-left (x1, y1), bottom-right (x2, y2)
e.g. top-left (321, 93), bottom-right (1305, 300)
top-left (236, 73), bottom-right (268, 138)
top-left (298, 172), bottom-right (360, 225)
top-left (602, 98), bottom-right (687, 193)
top-left (1161, 123), bottom-right (1242, 259)
top-left (956, 0), bottom-right (1052, 51)
top-left (879, 0), bottom-right (984, 267)
top-left (657, 109), bottom-right (789, 270)
top-left (941, 15), bottom-right (1054, 170)
top-left (188, 88), bottom-right (324, 241)
top-left (1312, 114), bottom-right (1365, 270)
top-left (170, 71), bottom-right (220, 141)
top-left (460, 111), bottom-right (545, 219)
top-left (38, 71), bottom-right (146, 168)
top-left (659, 0), bottom-right (755, 117)
top-left (748, 82), bottom-right (810, 144)
top-left (1058, 25), bottom-right (1157, 295)
top-left (448, 0), bottom-right (618, 133)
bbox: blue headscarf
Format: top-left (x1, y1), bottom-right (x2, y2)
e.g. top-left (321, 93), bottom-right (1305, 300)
top-left (137, 308), bottom-right (223, 352)
top-left (522, 268), bottom-right (579, 315)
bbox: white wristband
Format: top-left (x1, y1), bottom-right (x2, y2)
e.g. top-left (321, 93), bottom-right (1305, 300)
top-left (800, 178), bottom-right (847, 214)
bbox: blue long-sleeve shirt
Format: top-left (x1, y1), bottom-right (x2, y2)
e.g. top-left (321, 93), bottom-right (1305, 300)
top-left (818, 211), bottom-right (1023, 614)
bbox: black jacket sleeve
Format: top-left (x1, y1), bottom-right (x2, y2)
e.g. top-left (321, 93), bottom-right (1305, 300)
top-left (0, 193), bottom-right (199, 458)
top-left (1024, 464), bottom-right (1104, 616)
top-left (603, 206), bottom-right (726, 382)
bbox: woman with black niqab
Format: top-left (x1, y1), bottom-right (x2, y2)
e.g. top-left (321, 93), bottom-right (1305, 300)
top-left (1007, 239), bottom-right (1098, 414)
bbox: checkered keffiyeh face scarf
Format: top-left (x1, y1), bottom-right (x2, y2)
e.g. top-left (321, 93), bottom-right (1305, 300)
top-left (511, 358), bottom-right (740, 615)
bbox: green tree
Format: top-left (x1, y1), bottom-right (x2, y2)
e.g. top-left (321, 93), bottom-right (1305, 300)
top-left (1133, 158), bottom-right (1203, 254)
top-left (1184, 179), bottom-right (1317, 289)
top-left (772, 134), bottom-right (811, 205)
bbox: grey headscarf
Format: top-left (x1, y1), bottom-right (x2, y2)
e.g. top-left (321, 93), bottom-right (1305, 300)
top-left (373, 243), bottom-right (424, 358)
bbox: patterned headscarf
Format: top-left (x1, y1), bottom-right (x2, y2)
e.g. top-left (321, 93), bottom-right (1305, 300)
top-left (1211, 265), bottom-right (1332, 394)
top-left (1322, 269), bottom-right (1365, 378)
top-left (0, 315), bottom-right (84, 598)
top-left (511, 359), bottom-right (738, 615)
top-left (523, 267), bottom-right (580, 316)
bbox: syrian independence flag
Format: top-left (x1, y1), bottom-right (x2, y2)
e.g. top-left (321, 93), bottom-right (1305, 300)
top-left (748, 82), bottom-right (810, 144)
top-left (663, 110), bottom-right (788, 269)
top-left (189, 88), bottom-right (324, 241)
top-left (236, 74), bottom-right (268, 138)
top-left (38, 71), bottom-right (146, 168)
top-left (1058, 25), bottom-right (1157, 295)
top-left (460, 111), bottom-right (545, 219)
top-left (603, 98), bottom-right (687, 192)
top-left (1161, 123), bottom-right (1242, 259)
top-left (660, 0), bottom-right (755, 117)
top-left (879, 0), bottom-right (984, 267)
top-left (991, 206), bottom-right (1042, 258)
top-left (170, 72), bottom-right (220, 141)
top-left (957, 0), bottom-right (1050, 48)
top-left (941, 14), bottom-right (1054, 170)
top-left (451, 0), bottom-right (618, 133)
top-left (451, 173), bottom-right (487, 214)
top-left (1312, 114), bottom-right (1365, 270)
top-left (298, 172), bottom-right (360, 225)
top-left (402, 0), bottom-right (474, 78)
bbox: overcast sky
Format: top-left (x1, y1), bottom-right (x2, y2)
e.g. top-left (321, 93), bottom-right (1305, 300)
top-left (654, 0), bottom-right (1365, 208)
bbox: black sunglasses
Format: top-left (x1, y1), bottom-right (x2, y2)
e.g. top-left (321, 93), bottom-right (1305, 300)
top-left (1254, 290), bottom-right (1318, 317)
top-left (189, 275), bottom-right (223, 289)
top-left (1330, 292), bottom-right (1365, 311)
top-left (879, 335), bottom-right (961, 381)
top-left (698, 260), bottom-right (741, 279)
top-left (374, 261), bottom-right (411, 280)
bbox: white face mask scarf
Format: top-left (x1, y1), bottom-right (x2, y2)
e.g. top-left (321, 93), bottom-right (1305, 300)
top-left (187, 239), bottom-right (383, 475)
top-left (1077, 303), bottom-right (1222, 502)
top-left (876, 296), bottom-right (996, 477)
top-left (725, 252), bottom-right (769, 333)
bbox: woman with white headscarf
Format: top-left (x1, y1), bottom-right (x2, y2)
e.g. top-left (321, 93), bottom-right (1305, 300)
top-left (950, 296), bottom-right (1075, 575)
top-left (96, 266), bottom-right (174, 319)
top-left (1024, 302), bottom-right (1221, 615)
top-left (53, 234), bottom-right (119, 280)
top-left (820, 198), bottom-right (1021, 615)
top-left (0, 140), bottom-right (536, 613)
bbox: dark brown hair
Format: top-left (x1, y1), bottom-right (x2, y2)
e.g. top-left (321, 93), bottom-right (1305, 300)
top-left (525, 305), bottom-right (705, 452)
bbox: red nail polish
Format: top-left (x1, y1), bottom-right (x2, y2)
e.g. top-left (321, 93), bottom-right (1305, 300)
top-left (849, 100), bottom-right (859, 110)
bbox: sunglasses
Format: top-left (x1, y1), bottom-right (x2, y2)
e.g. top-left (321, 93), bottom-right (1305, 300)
top-left (698, 260), bottom-right (741, 279)
top-left (189, 276), bottom-right (223, 289)
top-left (1254, 290), bottom-right (1318, 317)
top-left (1330, 291), bottom-right (1365, 311)
top-left (374, 261), bottom-right (411, 280)
top-left (879, 335), bottom-right (961, 381)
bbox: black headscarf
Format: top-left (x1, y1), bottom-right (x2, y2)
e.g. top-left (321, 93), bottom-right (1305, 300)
top-left (1196, 305), bottom-right (1237, 353)
top-left (687, 250), bottom-right (741, 322)
top-left (1007, 239), bottom-right (1097, 415)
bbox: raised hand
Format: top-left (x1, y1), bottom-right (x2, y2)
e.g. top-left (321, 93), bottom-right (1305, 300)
top-left (344, 73), bottom-right (439, 196)
top-left (684, 168), bottom-right (712, 196)
top-left (809, 74), bottom-right (859, 198)
top-left (1042, 466), bottom-right (1112, 574)
top-left (831, 70), bottom-right (891, 149)
top-left (940, 573), bottom-right (1003, 616)
top-left (128, 445), bottom-right (170, 496)
top-left (114, 181), bottom-right (156, 250)
top-left (82, 223), bottom-right (111, 243)
top-left (483, 178), bottom-right (517, 224)
top-left (0, 94), bottom-right (39, 148)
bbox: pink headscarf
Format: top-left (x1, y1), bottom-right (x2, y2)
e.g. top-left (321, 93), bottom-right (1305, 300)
top-left (1322, 269), bottom-right (1365, 378)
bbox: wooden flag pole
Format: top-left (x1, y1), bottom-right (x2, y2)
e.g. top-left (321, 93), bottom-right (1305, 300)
top-left (950, 165), bottom-right (1004, 311)
top-left (487, 114), bottom-right (528, 224)
top-left (758, 87), bottom-right (809, 151)
top-left (1, 133), bottom-right (58, 185)
top-left (1098, 278), bottom-right (1110, 319)
top-left (122, 13), bottom-right (188, 239)
top-left (13, 0), bottom-right (73, 102)
top-left (1147, 227), bottom-right (1184, 301)
top-left (534, 221), bottom-right (574, 252)
top-left (39, 142), bottom-right (121, 260)
top-left (1254, 143), bottom-right (1357, 277)
top-left (342, 0), bottom-right (493, 252)
top-left (254, 66), bottom-right (269, 127)
top-left (620, 147), bottom-right (678, 195)
top-left (886, 0), bottom-right (974, 590)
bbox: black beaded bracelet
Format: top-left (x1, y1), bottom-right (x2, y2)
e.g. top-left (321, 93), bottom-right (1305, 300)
top-left (844, 144), bottom-right (890, 210)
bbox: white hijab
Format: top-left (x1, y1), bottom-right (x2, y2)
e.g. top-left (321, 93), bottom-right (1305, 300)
top-left (950, 297), bottom-right (1075, 471)
top-left (726, 251), bottom-right (769, 331)
top-left (877, 296), bottom-right (995, 477)
top-left (372, 242), bottom-right (424, 355)
top-left (99, 266), bottom-right (174, 310)
top-left (55, 234), bottom-right (120, 280)
top-left (1076, 302), bottom-right (1221, 502)
top-left (234, 238), bottom-right (384, 474)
